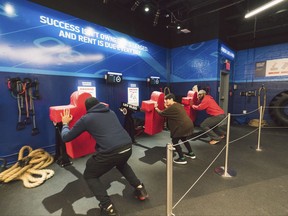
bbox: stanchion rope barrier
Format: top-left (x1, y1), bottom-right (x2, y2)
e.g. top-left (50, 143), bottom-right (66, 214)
top-left (173, 106), bottom-right (264, 147)
top-left (171, 108), bottom-right (262, 210)
top-left (172, 115), bottom-right (229, 147)
top-left (173, 125), bottom-right (259, 209)
top-left (234, 106), bottom-right (288, 129)
top-left (229, 107), bottom-right (260, 117)
top-left (169, 106), bottom-right (287, 213)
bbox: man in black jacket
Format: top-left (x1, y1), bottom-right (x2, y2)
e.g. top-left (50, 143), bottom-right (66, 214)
top-left (61, 97), bottom-right (148, 216)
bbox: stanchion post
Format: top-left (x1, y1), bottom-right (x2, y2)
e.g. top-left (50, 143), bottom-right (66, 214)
top-left (214, 113), bottom-right (236, 177)
top-left (256, 106), bottom-right (263, 151)
top-left (166, 143), bottom-right (174, 216)
top-left (223, 113), bottom-right (231, 177)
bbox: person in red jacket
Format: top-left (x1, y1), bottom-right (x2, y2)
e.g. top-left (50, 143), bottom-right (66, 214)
top-left (191, 90), bottom-right (226, 145)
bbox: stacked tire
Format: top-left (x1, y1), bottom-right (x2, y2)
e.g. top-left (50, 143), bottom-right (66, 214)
top-left (269, 90), bottom-right (288, 126)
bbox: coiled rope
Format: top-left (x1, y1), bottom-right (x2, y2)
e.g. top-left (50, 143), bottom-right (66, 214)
top-left (0, 146), bottom-right (54, 188)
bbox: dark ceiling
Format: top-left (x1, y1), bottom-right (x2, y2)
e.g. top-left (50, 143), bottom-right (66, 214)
top-left (30, 0), bottom-right (288, 50)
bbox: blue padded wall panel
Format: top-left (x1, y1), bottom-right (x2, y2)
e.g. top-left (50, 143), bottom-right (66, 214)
top-left (170, 40), bottom-right (219, 82)
top-left (0, 0), bottom-right (168, 163)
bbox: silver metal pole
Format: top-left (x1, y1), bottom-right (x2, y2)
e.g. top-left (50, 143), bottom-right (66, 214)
top-left (166, 143), bottom-right (174, 216)
top-left (223, 113), bottom-right (231, 177)
top-left (256, 106), bottom-right (263, 151)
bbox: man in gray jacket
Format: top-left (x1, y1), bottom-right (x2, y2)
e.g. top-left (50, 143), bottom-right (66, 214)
top-left (61, 97), bottom-right (148, 216)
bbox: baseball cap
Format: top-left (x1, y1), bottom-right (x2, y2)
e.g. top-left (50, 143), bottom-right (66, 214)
top-left (198, 90), bottom-right (206, 95)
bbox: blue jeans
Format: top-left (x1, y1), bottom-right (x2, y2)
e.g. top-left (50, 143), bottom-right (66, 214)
top-left (83, 145), bottom-right (140, 208)
top-left (200, 114), bottom-right (226, 141)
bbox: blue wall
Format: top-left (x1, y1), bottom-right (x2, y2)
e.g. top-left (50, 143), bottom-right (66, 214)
top-left (169, 40), bottom-right (235, 125)
top-left (169, 41), bottom-right (288, 126)
top-left (233, 43), bottom-right (288, 123)
top-left (1, 0), bottom-right (287, 164)
top-left (169, 40), bottom-right (236, 98)
top-left (0, 0), bottom-right (168, 163)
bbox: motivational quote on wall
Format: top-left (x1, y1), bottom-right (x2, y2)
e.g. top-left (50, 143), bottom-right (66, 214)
top-left (40, 16), bottom-right (149, 56)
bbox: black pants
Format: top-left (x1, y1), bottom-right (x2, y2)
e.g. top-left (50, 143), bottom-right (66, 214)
top-left (83, 145), bottom-right (141, 208)
top-left (172, 137), bottom-right (193, 158)
top-left (124, 113), bottom-right (135, 143)
top-left (200, 114), bottom-right (226, 141)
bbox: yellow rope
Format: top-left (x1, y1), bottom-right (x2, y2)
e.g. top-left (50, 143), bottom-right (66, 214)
top-left (0, 145), bottom-right (54, 188)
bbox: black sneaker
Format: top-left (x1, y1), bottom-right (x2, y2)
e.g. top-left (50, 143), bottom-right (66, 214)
top-left (134, 183), bottom-right (148, 201)
top-left (99, 203), bottom-right (119, 216)
top-left (184, 152), bottom-right (196, 159)
top-left (173, 157), bottom-right (187, 164)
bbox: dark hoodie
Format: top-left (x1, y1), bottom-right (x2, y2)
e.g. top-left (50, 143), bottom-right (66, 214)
top-left (61, 103), bottom-right (132, 153)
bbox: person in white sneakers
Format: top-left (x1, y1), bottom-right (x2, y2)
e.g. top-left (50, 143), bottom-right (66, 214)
top-left (155, 93), bottom-right (196, 164)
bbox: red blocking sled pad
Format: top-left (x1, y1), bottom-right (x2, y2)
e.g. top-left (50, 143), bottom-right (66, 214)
top-left (182, 90), bottom-right (198, 122)
top-left (141, 91), bottom-right (165, 135)
top-left (49, 91), bottom-right (96, 158)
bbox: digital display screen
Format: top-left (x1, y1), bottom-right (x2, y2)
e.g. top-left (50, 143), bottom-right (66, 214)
top-left (106, 72), bottom-right (122, 84)
top-left (149, 76), bottom-right (160, 85)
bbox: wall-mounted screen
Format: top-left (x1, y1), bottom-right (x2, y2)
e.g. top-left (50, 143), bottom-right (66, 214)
top-left (148, 76), bottom-right (160, 86)
top-left (105, 72), bottom-right (123, 84)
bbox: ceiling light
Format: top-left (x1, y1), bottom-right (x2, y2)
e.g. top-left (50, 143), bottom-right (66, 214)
top-left (4, 3), bottom-right (16, 17)
top-left (244, 0), bottom-right (285, 18)
top-left (144, 5), bottom-right (150, 12)
top-left (131, 0), bottom-right (142, 11)
top-left (181, 29), bottom-right (191, 33)
top-left (153, 9), bottom-right (160, 26)
top-left (275, 8), bottom-right (288, 14)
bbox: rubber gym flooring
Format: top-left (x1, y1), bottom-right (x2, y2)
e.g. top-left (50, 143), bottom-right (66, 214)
top-left (1, 125), bottom-right (288, 216)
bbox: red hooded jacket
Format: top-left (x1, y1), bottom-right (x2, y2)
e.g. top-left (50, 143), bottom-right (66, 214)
top-left (192, 95), bottom-right (224, 116)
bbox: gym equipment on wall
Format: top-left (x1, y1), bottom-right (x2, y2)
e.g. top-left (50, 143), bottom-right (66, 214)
top-left (163, 86), bottom-right (170, 95)
top-left (249, 85), bottom-right (268, 127)
top-left (7, 77), bottom-right (40, 135)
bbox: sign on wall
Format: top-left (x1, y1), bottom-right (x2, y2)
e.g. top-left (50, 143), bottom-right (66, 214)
top-left (255, 58), bottom-right (288, 77)
top-left (220, 44), bottom-right (235, 60)
top-left (77, 80), bottom-right (96, 97)
top-left (0, 1), bottom-right (167, 81)
top-left (265, 58), bottom-right (288, 76)
top-left (127, 87), bottom-right (139, 106)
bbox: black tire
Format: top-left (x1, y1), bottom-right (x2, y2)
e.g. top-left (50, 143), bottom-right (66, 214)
top-left (269, 90), bottom-right (288, 126)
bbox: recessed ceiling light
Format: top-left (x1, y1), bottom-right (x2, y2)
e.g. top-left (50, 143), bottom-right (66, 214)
top-left (144, 6), bottom-right (150, 12)
top-left (181, 29), bottom-right (191, 33)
